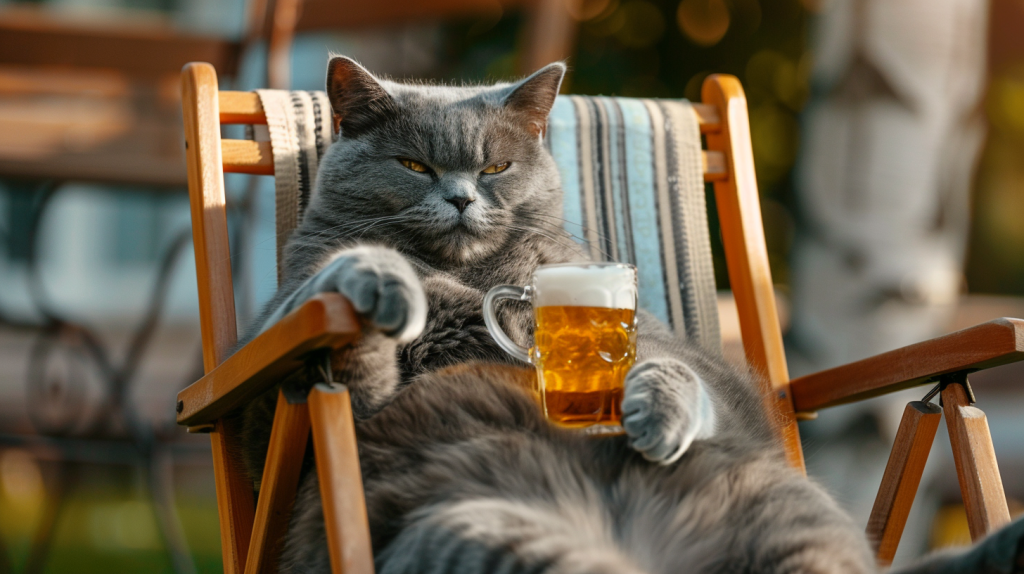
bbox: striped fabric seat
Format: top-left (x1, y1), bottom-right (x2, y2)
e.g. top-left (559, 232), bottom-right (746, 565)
top-left (250, 89), bottom-right (335, 278)
top-left (253, 91), bottom-right (719, 352)
top-left (547, 96), bottom-right (720, 352)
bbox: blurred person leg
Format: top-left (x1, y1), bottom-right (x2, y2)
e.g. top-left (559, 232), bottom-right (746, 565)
top-left (790, 0), bottom-right (989, 565)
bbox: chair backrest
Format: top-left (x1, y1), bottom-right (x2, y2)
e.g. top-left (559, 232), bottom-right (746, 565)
top-left (246, 88), bottom-right (721, 351)
top-left (182, 62), bottom-right (804, 464)
top-left (545, 96), bottom-right (720, 352)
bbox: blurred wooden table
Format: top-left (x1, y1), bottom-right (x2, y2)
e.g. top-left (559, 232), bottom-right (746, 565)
top-left (0, 5), bottom-right (241, 187)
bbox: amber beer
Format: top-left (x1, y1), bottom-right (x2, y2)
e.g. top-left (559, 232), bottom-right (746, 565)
top-left (533, 305), bottom-right (637, 426)
top-left (483, 262), bottom-right (638, 429)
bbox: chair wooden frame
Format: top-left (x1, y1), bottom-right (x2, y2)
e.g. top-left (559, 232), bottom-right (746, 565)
top-left (178, 61), bottom-right (1022, 573)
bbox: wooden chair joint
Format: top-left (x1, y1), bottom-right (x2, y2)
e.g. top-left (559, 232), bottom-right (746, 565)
top-left (281, 348), bottom-right (336, 405)
top-left (929, 371), bottom-right (977, 406)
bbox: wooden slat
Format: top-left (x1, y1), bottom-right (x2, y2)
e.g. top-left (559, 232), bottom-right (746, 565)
top-left (183, 62), bottom-right (253, 574)
top-left (867, 401), bottom-right (941, 565)
top-left (942, 383), bottom-right (1011, 541)
top-left (213, 93), bottom-right (716, 131)
top-left (220, 91), bottom-right (267, 125)
top-left (214, 95), bottom-right (715, 131)
top-left (0, 65), bottom-right (129, 97)
top-left (790, 318), bottom-right (1024, 413)
top-left (702, 74), bottom-right (804, 470)
top-left (0, 67), bottom-right (187, 186)
top-left (693, 103), bottom-right (721, 133)
top-left (702, 151), bottom-right (725, 181)
top-left (245, 391), bottom-right (311, 574)
top-left (176, 293), bottom-right (361, 426)
top-left (223, 140), bottom-right (273, 175)
top-left (182, 62), bottom-right (238, 369)
top-left (219, 137), bottom-right (719, 180)
top-left (309, 384), bottom-right (375, 574)
top-left (0, 6), bottom-right (240, 78)
top-left (210, 419), bottom-right (256, 574)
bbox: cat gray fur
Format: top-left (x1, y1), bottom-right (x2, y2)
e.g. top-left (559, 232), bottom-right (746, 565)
top-left (237, 56), bottom-right (878, 573)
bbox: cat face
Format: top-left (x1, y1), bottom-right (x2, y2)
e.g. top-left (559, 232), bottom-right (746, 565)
top-left (307, 57), bottom-right (566, 265)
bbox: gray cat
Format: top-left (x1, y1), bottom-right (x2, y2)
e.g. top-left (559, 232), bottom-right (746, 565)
top-left (238, 56), bottom-right (880, 574)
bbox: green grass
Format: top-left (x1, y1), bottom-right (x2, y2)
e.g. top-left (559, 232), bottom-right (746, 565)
top-left (1, 483), bottom-right (223, 573)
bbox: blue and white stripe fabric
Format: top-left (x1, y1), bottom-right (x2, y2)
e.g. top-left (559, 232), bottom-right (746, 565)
top-left (546, 96), bottom-right (720, 352)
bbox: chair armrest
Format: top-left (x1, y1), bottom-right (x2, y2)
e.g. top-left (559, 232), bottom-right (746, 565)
top-left (789, 318), bottom-right (1024, 413)
top-left (176, 293), bottom-right (361, 427)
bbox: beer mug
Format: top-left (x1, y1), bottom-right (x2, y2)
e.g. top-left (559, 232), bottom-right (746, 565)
top-left (483, 262), bottom-right (638, 428)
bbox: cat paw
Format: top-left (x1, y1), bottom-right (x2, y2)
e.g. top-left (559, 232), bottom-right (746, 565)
top-left (621, 358), bottom-right (715, 464)
top-left (307, 246), bottom-right (427, 342)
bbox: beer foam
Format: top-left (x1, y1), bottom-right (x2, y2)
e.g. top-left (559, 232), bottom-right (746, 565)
top-left (532, 264), bottom-right (636, 309)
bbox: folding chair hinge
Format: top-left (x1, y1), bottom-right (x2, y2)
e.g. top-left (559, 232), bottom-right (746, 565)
top-left (923, 370), bottom-right (977, 407)
top-left (284, 348), bottom-right (336, 404)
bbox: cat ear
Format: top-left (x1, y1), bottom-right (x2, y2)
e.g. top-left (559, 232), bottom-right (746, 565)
top-left (503, 63), bottom-right (566, 138)
top-left (326, 56), bottom-right (396, 137)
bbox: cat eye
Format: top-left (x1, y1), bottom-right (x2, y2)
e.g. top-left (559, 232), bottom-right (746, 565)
top-left (481, 162), bottom-right (510, 175)
top-left (399, 158), bottom-right (431, 174)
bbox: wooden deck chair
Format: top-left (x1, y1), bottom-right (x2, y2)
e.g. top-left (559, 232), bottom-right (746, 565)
top-left (177, 61), bottom-right (1024, 574)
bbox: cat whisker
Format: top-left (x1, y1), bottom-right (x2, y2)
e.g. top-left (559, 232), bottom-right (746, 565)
top-left (503, 217), bottom-right (615, 261)
top-left (315, 215), bottom-right (416, 243)
top-left (517, 210), bottom-right (616, 246)
top-left (494, 222), bottom-right (612, 260)
top-left (302, 215), bottom-right (414, 242)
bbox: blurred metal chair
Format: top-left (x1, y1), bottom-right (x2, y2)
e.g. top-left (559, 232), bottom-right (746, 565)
top-left (178, 59), bottom-right (1023, 574)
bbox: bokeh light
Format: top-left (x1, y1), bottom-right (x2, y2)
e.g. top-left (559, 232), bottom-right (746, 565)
top-left (586, 1), bottom-right (627, 38)
top-left (1, 449), bottom-right (44, 506)
top-left (88, 500), bottom-right (162, 551)
top-left (748, 102), bottom-right (800, 186)
top-left (614, 1), bottom-right (666, 49)
top-left (989, 75), bottom-right (1024, 136)
top-left (567, 0), bottom-right (617, 21)
top-left (676, 0), bottom-right (730, 47)
top-left (745, 50), bottom-right (809, 112)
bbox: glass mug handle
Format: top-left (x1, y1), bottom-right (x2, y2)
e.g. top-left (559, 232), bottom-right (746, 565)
top-left (483, 284), bottom-right (533, 364)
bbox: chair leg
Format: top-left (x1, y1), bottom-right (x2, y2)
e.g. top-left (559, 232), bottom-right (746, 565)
top-left (309, 383), bottom-right (375, 574)
top-left (866, 401), bottom-right (941, 565)
top-left (941, 381), bottom-right (1011, 541)
top-left (211, 418), bottom-right (257, 574)
top-left (245, 389), bottom-right (311, 574)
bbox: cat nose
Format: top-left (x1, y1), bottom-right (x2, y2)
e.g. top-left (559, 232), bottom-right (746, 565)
top-left (446, 196), bottom-right (475, 213)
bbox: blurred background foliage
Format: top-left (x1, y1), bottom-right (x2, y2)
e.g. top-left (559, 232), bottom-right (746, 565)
top-left (444, 0), bottom-right (1024, 298)
top-left (442, 0), bottom-right (812, 289)
top-left (968, 60), bottom-right (1024, 295)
